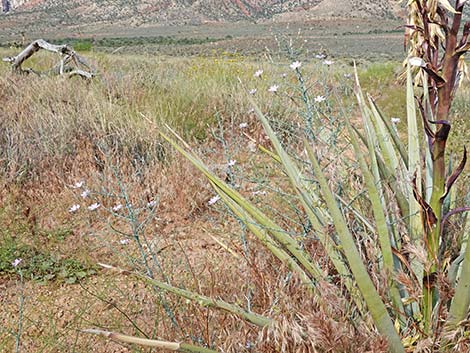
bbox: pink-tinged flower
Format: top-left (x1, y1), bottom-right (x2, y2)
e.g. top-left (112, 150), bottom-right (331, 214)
top-left (239, 122), bottom-right (248, 129)
top-left (12, 258), bottom-right (22, 267)
top-left (147, 200), bottom-right (157, 208)
top-left (268, 85), bottom-right (279, 93)
top-left (112, 204), bottom-right (123, 212)
top-left (88, 203), bottom-right (100, 211)
top-left (119, 239), bottom-right (130, 245)
top-left (71, 181), bottom-right (84, 189)
top-left (208, 195), bottom-right (221, 205)
top-left (249, 88), bottom-right (257, 95)
top-left (81, 189), bottom-right (90, 198)
top-left (323, 60), bottom-right (334, 66)
top-left (290, 61), bottom-right (302, 70)
top-left (254, 69), bottom-right (263, 78)
top-left (227, 159), bottom-right (236, 167)
top-left (314, 95), bottom-right (326, 103)
top-left (69, 204), bottom-right (80, 213)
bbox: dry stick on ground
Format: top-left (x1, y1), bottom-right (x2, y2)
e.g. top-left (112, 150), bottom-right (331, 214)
top-left (2, 39), bottom-right (95, 79)
top-left (82, 329), bottom-right (220, 353)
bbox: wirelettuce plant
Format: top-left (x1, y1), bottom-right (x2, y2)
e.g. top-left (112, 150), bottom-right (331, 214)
top-left (85, 1), bottom-right (469, 352)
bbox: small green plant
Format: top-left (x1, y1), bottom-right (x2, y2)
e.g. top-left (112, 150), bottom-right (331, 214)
top-left (0, 236), bottom-right (96, 283)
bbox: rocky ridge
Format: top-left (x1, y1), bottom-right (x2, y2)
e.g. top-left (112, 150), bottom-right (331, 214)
top-left (1, 0), bottom-right (399, 24)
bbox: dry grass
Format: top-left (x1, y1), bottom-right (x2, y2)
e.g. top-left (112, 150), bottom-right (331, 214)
top-left (0, 48), bottom-right (469, 352)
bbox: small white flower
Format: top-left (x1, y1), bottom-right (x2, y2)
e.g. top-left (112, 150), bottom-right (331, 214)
top-left (239, 122), bottom-right (248, 129)
top-left (409, 57), bottom-right (425, 67)
top-left (391, 118), bottom-right (401, 124)
top-left (323, 60), bottom-right (334, 66)
top-left (249, 88), bottom-right (257, 95)
top-left (247, 108), bottom-right (255, 114)
top-left (254, 69), bottom-right (263, 78)
top-left (147, 200), bottom-right (157, 208)
top-left (119, 239), bottom-right (130, 245)
top-left (282, 73), bottom-right (287, 78)
top-left (112, 204), bottom-right (123, 212)
top-left (315, 53), bottom-right (326, 59)
top-left (290, 61), bottom-right (302, 70)
top-left (12, 258), bottom-right (22, 267)
top-left (227, 159), bottom-right (236, 167)
top-left (81, 189), bottom-right (90, 198)
top-left (88, 203), bottom-right (100, 211)
top-left (252, 190), bottom-right (267, 196)
top-left (344, 73), bottom-right (352, 78)
top-left (314, 95), bottom-right (326, 103)
top-left (69, 204), bottom-right (80, 213)
top-left (72, 181), bottom-right (84, 189)
top-left (268, 85), bottom-right (279, 93)
top-left (208, 195), bottom-right (221, 205)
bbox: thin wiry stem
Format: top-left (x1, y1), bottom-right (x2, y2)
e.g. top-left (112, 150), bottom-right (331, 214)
top-left (14, 271), bottom-right (25, 353)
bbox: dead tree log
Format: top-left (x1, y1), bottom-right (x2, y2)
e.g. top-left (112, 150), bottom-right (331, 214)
top-left (2, 39), bottom-right (95, 79)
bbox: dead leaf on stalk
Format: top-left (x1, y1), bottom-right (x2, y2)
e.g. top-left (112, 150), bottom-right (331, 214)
top-left (422, 65), bottom-right (446, 87)
top-left (440, 146), bottom-right (467, 202)
top-left (391, 247), bottom-right (420, 286)
top-left (456, 42), bottom-right (470, 55)
top-left (456, 22), bottom-right (470, 52)
top-left (438, 0), bottom-right (460, 14)
top-left (429, 120), bottom-right (451, 141)
top-left (416, 98), bottom-right (435, 138)
top-left (412, 174), bottom-right (437, 233)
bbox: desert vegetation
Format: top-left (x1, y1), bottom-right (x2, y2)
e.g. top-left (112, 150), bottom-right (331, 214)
top-left (1, 1), bottom-right (470, 353)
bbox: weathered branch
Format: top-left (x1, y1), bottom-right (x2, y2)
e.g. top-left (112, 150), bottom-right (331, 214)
top-left (97, 263), bottom-right (272, 327)
top-left (82, 329), bottom-right (220, 353)
top-left (2, 39), bottom-right (95, 79)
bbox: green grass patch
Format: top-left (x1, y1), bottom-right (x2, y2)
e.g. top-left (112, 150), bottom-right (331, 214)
top-left (0, 235), bottom-right (96, 283)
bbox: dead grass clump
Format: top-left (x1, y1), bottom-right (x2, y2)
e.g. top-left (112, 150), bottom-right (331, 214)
top-left (258, 280), bottom-right (388, 353)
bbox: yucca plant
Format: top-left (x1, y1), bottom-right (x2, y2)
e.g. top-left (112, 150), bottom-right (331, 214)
top-left (402, 0), bottom-right (470, 341)
top-left (85, 1), bottom-right (469, 352)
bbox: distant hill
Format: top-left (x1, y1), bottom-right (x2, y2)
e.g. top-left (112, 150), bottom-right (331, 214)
top-left (1, 0), bottom-right (401, 28)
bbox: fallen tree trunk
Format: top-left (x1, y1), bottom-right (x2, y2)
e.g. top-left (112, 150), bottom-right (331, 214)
top-left (2, 39), bottom-right (95, 79)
